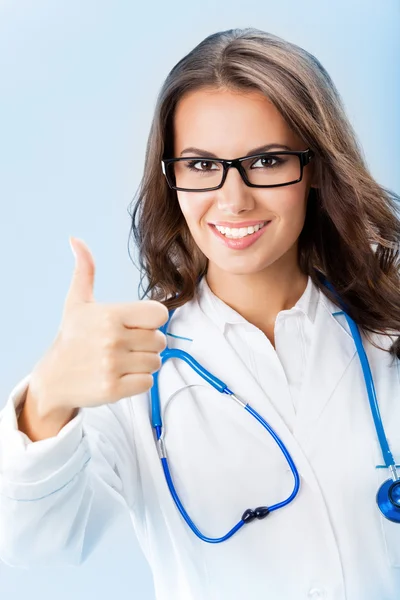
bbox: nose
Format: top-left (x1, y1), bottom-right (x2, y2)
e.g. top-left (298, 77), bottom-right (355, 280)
top-left (216, 165), bottom-right (255, 215)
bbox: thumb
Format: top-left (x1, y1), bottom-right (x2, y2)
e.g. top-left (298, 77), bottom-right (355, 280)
top-left (65, 236), bottom-right (96, 307)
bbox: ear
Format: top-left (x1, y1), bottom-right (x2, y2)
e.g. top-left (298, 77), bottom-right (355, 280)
top-left (309, 168), bottom-right (319, 189)
top-left (307, 176), bottom-right (318, 190)
top-left (307, 161), bottom-right (318, 189)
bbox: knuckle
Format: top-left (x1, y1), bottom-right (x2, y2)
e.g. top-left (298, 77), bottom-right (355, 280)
top-left (143, 373), bottom-right (154, 391)
top-left (101, 349), bottom-right (118, 374)
top-left (135, 374), bottom-right (154, 395)
top-left (102, 310), bottom-right (116, 333)
top-left (147, 301), bottom-right (168, 325)
top-left (155, 330), bottom-right (168, 350)
top-left (150, 353), bottom-right (162, 373)
top-left (103, 335), bottom-right (119, 351)
top-left (155, 301), bottom-right (169, 321)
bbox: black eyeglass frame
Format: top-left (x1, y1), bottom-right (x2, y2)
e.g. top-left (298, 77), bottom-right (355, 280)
top-left (161, 148), bottom-right (315, 192)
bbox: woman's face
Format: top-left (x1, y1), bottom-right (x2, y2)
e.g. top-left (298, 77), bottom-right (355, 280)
top-left (172, 87), bottom-right (316, 277)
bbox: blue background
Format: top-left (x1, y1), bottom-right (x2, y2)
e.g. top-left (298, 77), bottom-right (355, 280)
top-left (0, 0), bottom-right (399, 598)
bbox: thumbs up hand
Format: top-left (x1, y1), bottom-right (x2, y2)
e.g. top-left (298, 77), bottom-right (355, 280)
top-left (28, 237), bottom-right (169, 417)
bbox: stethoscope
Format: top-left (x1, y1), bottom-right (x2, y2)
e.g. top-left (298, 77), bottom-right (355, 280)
top-left (150, 273), bottom-right (400, 543)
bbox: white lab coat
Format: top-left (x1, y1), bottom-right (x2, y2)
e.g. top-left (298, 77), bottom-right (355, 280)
top-left (0, 279), bottom-right (400, 600)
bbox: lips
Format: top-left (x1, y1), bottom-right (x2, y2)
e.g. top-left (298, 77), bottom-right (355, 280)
top-left (208, 220), bottom-right (271, 250)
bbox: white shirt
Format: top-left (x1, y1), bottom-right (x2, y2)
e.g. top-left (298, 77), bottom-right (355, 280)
top-left (1, 276), bottom-right (400, 600)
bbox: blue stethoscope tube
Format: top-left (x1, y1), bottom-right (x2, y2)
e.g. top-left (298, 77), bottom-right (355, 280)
top-left (150, 276), bottom-right (400, 543)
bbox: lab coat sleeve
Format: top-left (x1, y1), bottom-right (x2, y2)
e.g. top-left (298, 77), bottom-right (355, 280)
top-left (0, 372), bottom-right (142, 568)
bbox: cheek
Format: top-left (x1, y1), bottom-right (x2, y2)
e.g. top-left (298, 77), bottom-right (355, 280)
top-left (177, 192), bottom-right (214, 226)
top-left (269, 185), bottom-right (308, 227)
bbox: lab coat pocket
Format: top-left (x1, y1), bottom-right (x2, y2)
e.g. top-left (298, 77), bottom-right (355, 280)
top-left (373, 440), bottom-right (400, 568)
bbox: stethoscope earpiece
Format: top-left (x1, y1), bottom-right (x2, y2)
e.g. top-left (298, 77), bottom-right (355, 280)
top-left (377, 479), bottom-right (400, 523)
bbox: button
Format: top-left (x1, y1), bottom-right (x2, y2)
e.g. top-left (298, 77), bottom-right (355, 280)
top-left (307, 588), bottom-right (327, 599)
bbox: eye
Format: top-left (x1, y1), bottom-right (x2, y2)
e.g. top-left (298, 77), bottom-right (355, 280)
top-left (186, 159), bottom-right (219, 172)
top-left (250, 155), bottom-right (283, 169)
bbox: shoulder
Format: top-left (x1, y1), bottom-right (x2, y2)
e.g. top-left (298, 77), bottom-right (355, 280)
top-left (168, 293), bottom-right (201, 330)
top-left (318, 285), bottom-right (399, 367)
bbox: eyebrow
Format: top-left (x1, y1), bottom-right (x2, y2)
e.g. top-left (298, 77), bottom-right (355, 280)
top-left (179, 143), bottom-right (293, 158)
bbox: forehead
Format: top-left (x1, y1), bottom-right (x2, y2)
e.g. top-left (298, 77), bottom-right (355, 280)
top-left (173, 87), bottom-right (301, 156)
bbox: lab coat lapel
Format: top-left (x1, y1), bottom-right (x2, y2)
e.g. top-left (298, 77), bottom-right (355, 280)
top-left (161, 298), bottom-right (294, 451)
top-left (158, 291), bottom-right (357, 491)
top-left (161, 291), bottom-right (357, 447)
top-left (292, 295), bottom-right (357, 441)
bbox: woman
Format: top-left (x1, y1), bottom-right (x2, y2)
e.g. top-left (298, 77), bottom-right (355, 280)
top-left (1, 27), bottom-right (400, 600)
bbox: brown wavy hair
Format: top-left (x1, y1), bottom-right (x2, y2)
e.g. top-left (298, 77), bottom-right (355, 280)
top-left (128, 27), bottom-right (400, 358)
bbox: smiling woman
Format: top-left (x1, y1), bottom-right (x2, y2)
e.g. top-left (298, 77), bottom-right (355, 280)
top-left (2, 25), bottom-right (400, 600)
top-left (129, 27), bottom-right (400, 358)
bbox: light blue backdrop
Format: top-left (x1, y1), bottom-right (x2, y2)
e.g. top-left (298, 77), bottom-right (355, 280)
top-left (0, 1), bottom-right (399, 598)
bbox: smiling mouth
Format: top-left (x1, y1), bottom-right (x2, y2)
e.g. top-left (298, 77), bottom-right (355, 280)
top-left (212, 221), bottom-right (269, 238)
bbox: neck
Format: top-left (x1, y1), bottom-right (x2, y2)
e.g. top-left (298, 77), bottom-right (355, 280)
top-left (205, 255), bottom-right (308, 346)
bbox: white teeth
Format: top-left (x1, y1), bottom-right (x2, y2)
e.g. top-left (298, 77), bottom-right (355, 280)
top-left (215, 222), bottom-right (267, 238)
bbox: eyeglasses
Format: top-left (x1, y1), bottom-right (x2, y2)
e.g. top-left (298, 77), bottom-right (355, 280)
top-left (161, 149), bottom-right (314, 192)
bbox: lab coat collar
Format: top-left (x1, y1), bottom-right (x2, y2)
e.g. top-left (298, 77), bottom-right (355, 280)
top-left (196, 274), bottom-right (319, 335)
top-left (163, 282), bottom-right (356, 477)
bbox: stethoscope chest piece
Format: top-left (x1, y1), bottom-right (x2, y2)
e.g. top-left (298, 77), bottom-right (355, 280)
top-left (377, 479), bottom-right (400, 523)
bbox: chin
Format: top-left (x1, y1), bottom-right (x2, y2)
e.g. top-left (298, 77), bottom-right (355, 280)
top-left (208, 254), bottom-right (276, 276)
